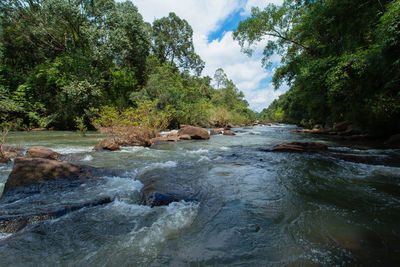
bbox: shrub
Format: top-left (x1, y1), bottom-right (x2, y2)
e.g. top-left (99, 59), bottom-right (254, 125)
top-left (91, 100), bottom-right (172, 146)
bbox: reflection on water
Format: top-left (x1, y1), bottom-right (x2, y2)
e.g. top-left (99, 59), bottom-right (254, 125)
top-left (0, 125), bottom-right (399, 266)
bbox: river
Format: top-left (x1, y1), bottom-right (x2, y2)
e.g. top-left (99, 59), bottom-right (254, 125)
top-left (0, 124), bottom-right (399, 266)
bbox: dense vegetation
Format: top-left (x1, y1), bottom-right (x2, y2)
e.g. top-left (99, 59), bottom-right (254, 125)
top-left (235, 0), bottom-right (400, 136)
top-left (0, 0), bottom-right (255, 130)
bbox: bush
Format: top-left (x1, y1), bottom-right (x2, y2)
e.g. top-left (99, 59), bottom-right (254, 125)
top-left (91, 100), bottom-right (172, 146)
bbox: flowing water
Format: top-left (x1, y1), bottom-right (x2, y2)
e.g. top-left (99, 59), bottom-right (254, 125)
top-left (0, 125), bottom-right (399, 266)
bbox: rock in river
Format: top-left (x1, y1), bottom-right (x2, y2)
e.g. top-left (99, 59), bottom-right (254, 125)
top-left (223, 130), bottom-right (236, 136)
top-left (3, 157), bottom-right (121, 194)
top-left (271, 142), bottom-right (327, 153)
top-left (93, 139), bottom-right (121, 151)
top-left (25, 146), bottom-right (61, 160)
top-left (178, 125), bottom-right (210, 140)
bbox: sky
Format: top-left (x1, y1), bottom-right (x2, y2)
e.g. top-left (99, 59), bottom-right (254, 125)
top-left (131, 0), bottom-right (287, 112)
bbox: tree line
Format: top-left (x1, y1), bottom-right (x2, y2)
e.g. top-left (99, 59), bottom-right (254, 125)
top-left (0, 0), bottom-right (256, 130)
top-left (235, 0), bottom-right (400, 136)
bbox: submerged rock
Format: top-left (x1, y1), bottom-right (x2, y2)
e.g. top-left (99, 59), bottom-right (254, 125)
top-left (0, 197), bottom-right (112, 235)
top-left (93, 139), bottom-right (120, 151)
top-left (3, 158), bottom-right (120, 194)
top-left (178, 126), bottom-right (210, 140)
top-left (141, 188), bottom-right (196, 207)
top-left (25, 146), bottom-right (61, 160)
top-left (271, 142), bottom-right (327, 153)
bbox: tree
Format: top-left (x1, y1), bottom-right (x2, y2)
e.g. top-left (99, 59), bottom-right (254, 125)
top-left (152, 12), bottom-right (204, 75)
top-left (234, 0), bottom-right (400, 136)
top-left (213, 68), bottom-right (228, 89)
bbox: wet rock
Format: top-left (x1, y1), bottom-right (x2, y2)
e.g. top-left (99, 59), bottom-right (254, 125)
top-left (178, 125), bottom-right (210, 140)
top-left (223, 130), bottom-right (236, 136)
top-left (271, 142), bottom-right (327, 153)
top-left (1, 145), bottom-right (24, 163)
top-left (2, 145), bottom-right (24, 153)
top-left (25, 146), bottom-right (61, 160)
top-left (211, 128), bottom-right (224, 135)
top-left (141, 188), bottom-right (195, 207)
top-left (333, 121), bottom-right (350, 132)
top-left (179, 134), bottom-right (191, 140)
top-left (225, 123), bottom-right (234, 129)
top-left (385, 134), bottom-right (400, 148)
top-left (3, 158), bottom-right (120, 194)
top-left (93, 139), bottom-right (120, 151)
top-left (0, 197), bottom-right (112, 235)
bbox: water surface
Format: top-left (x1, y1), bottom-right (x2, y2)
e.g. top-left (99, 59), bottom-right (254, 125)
top-left (0, 125), bottom-right (399, 266)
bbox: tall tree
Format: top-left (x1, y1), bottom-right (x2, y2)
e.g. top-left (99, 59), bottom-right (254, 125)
top-left (152, 12), bottom-right (204, 75)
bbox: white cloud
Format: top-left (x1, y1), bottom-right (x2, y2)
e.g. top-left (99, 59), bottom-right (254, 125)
top-left (131, 0), bottom-right (287, 112)
top-left (241, 0), bottom-right (284, 16)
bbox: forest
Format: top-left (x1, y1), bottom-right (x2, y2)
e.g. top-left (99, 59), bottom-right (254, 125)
top-left (236, 0), bottom-right (400, 137)
top-left (0, 0), bottom-right (256, 131)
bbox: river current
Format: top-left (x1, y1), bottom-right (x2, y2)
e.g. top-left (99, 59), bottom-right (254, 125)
top-left (0, 124), bottom-right (399, 266)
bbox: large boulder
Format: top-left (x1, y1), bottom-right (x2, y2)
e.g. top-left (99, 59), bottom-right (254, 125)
top-left (3, 158), bottom-right (119, 194)
top-left (271, 142), bottom-right (327, 153)
top-left (93, 139), bottom-right (120, 151)
top-left (178, 126), bottom-right (210, 140)
top-left (25, 146), bottom-right (61, 160)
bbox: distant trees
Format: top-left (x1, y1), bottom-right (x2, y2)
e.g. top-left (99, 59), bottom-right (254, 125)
top-left (0, 1), bottom-right (255, 130)
top-left (235, 0), bottom-right (400, 136)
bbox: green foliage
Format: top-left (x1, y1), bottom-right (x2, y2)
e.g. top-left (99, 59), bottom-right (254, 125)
top-left (91, 100), bottom-right (172, 146)
top-left (0, 0), bottom-right (256, 131)
top-left (75, 115), bottom-right (87, 137)
top-left (152, 12), bottom-right (204, 75)
top-left (236, 0), bottom-right (400, 136)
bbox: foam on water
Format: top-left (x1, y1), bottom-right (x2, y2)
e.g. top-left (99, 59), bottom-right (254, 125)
top-left (82, 155), bottom-right (94, 161)
top-left (53, 146), bottom-right (93, 154)
top-left (198, 156), bottom-right (211, 162)
top-left (126, 201), bottom-right (199, 262)
top-left (0, 233), bottom-right (12, 241)
top-left (118, 146), bottom-right (147, 153)
top-left (187, 148), bottom-right (209, 154)
top-left (145, 161), bottom-right (177, 170)
top-left (220, 146), bottom-right (230, 151)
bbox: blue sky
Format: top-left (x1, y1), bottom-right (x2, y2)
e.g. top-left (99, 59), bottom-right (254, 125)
top-left (131, 0), bottom-right (287, 112)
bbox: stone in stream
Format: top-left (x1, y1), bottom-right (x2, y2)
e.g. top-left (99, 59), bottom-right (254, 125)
top-left (93, 139), bottom-right (121, 151)
top-left (3, 157), bottom-right (122, 194)
top-left (141, 188), bottom-right (196, 207)
top-left (0, 197), bottom-right (112, 236)
top-left (25, 146), bottom-right (62, 160)
top-left (177, 125), bottom-right (210, 140)
top-left (0, 145), bottom-right (24, 163)
top-left (223, 130), bottom-right (236, 136)
top-left (270, 142), bottom-right (327, 153)
top-left (210, 128), bottom-right (224, 135)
